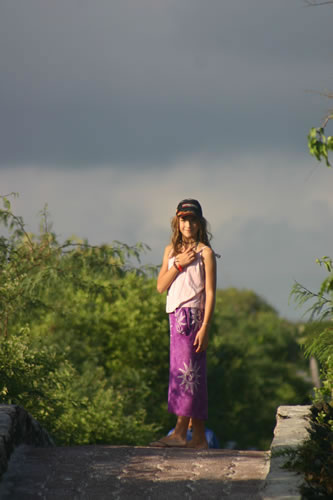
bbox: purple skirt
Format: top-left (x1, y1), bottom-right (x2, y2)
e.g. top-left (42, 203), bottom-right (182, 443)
top-left (168, 307), bottom-right (208, 420)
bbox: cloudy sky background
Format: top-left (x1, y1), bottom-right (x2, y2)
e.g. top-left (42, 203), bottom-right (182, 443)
top-left (1, 0), bottom-right (332, 319)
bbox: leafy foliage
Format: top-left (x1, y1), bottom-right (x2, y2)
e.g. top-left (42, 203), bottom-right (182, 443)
top-left (308, 127), bottom-right (333, 167)
top-left (290, 257), bottom-right (333, 402)
top-left (289, 257), bottom-right (333, 495)
top-left (289, 275), bottom-right (333, 495)
top-left (291, 258), bottom-right (333, 323)
top-left (0, 328), bottom-right (157, 445)
top-left (0, 195), bottom-right (163, 444)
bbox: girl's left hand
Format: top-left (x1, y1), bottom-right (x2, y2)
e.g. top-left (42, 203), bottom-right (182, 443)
top-left (193, 327), bottom-right (209, 353)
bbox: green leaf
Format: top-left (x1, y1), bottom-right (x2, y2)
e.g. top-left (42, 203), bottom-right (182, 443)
top-left (326, 136), bottom-right (333, 149)
top-left (3, 198), bottom-right (10, 210)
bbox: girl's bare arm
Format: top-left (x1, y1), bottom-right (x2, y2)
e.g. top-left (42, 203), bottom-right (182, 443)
top-left (193, 247), bottom-right (216, 353)
top-left (157, 245), bottom-right (178, 294)
top-left (157, 244), bottom-right (197, 294)
top-left (202, 246), bottom-right (217, 325)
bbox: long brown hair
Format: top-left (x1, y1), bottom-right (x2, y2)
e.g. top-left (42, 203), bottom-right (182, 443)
top-left (170, 215), bottom-right (212, 256)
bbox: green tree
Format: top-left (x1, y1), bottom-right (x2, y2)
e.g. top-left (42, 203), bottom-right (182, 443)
top-left (0, 194), bottom-right (163, 444)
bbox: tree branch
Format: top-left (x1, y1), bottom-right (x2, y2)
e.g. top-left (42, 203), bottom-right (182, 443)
top-left (322, 113), bottom-right (333, 128)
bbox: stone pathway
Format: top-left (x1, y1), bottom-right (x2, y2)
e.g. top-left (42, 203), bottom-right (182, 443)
top-left (0, 444), bottom-right (270, 499)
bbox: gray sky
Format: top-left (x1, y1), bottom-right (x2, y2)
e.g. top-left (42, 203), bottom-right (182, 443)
top-left (1, 0), bottom-right (332, 319)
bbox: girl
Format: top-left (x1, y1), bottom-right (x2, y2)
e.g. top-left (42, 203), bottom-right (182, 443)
top-left (151, 199), bottom-right (216, 449)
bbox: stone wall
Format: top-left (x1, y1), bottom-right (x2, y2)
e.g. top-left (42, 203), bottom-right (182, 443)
top-left (0, 405), bottom-right (54, 478)
top-left (261, 405), bottom-right (311, 500)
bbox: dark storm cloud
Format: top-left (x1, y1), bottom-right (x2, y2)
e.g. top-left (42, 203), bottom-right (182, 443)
top-left (0, 0), bottom-right (332, 167)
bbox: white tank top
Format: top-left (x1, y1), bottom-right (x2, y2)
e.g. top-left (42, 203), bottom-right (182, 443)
top-left (166, 247), bottom-right (206, 313)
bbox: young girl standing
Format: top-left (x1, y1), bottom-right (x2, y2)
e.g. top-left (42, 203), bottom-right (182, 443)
top-left (152, 199), bottom-right (216, 449)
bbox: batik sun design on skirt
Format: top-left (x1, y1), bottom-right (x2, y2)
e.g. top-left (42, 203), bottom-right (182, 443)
top-left (168, 307), bottom-right (208, 420)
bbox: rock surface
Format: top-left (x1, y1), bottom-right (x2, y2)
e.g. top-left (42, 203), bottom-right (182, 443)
top-left (261, 405), bottom-right (311, 500)
top-left (0, 445), bottom-right (270, 499)
top-left (0, 405), bottom-right (53, 479)
top-left (0, 404), bottom-right (312, 499)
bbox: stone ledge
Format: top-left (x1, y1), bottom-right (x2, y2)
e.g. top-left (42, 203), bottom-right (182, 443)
top-left (261, 405), bottom-right (311, 500)
top-left (0, 405), bottom-right (54, 479)
top-left (0, 403), bottom-right (312, 498)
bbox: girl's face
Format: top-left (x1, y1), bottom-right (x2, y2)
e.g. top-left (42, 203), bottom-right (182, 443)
top-left (178, 215), bottom-right (200, 242)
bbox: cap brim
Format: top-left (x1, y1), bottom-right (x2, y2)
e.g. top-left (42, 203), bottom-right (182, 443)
top-left (177, 210), bottom-right (201, 217)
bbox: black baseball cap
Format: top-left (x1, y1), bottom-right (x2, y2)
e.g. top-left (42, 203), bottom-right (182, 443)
top-left (176, 199), bottom-right (203, 218)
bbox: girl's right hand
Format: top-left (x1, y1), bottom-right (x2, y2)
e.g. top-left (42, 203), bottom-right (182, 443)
top-left (176, 246), bottom-right (197, 268)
